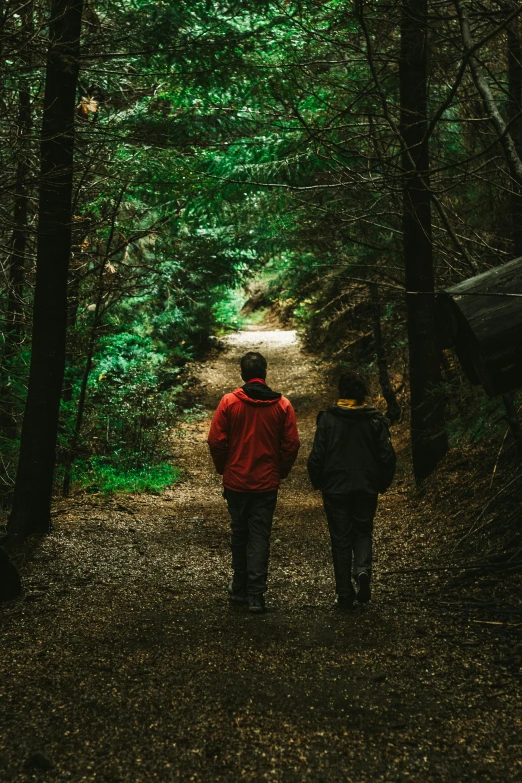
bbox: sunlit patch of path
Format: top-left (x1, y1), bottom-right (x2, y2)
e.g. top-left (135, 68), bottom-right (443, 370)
top-left (225, 328), bottom-right (298, 348)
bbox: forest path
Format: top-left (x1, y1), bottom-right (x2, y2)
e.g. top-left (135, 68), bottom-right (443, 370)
top-left (1, 328), bottom-right (522, 782)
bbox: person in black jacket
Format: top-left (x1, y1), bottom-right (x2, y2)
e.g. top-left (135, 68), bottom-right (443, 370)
top-left (307, 370), bottom-right (396, 611)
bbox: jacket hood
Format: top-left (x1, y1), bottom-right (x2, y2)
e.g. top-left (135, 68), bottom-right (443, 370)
top-left (233, 387), bottom-right (282, 406)
top-left (242, 380), bottom-right (281, 401)
top-left (327, 404), bottom-right (381, 419)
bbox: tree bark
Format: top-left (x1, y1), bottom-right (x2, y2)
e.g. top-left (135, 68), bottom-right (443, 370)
top-left (7, 0), bottom-right (84, 541)
top-left (400, 0), bottom-right (448, 483)
top-left (0, 548), bottom-right (22, 602)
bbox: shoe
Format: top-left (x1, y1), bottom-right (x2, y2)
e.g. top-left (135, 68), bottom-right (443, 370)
top-left (248, 593), bottom-right (266, 614)
top-left (228, 581), bottom-right (248, 605)
top-left (335, 595), bottom-right (355, 612)
top-left (356, 572), bottom-right (371, 604)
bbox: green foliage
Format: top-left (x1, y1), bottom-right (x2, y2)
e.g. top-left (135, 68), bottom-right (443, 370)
top-left (2, 0), bottom-right (521, 504)
top-left (213, 288), bottom-right (246, 333)
top-left (90, 357), bottom-right (180, 466)
top-left (74, 457), bottom-right (180, 494)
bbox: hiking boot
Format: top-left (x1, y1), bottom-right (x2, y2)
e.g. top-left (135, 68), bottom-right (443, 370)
top-left (335, 595), bottom-right (355, 613)
top-left (356, 572), bottom-right (371, 604)
top-left (228, 581), bottom-right (248, 605)
top-left (248, 593), bottom-right (266, 614)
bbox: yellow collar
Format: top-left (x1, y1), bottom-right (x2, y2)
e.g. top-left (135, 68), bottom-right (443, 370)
top-left (337, 398), bottom-right (365, 409)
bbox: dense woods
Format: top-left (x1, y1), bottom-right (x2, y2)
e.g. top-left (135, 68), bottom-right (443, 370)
top-left (1, 0), bottom-right (522, 535)
top-left (3, 3), bottom-right (522, 778)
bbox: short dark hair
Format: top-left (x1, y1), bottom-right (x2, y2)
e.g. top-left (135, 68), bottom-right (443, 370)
top-left (240, 351), bottom-right (267, 382)
top-left (338, 370), bottom-right (367, 401)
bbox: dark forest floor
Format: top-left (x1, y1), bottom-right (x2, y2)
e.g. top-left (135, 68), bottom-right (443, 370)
top-left (2, 325), bottom-right (522, 782)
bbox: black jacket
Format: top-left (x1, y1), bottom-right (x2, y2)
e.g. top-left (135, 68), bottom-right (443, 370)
top-left (307, 405), bottom-right (396, 495)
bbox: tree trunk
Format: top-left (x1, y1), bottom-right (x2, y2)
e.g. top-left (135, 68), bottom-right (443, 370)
top-left (400, 0), bottom-right (448, 483)
top-left (369, 283), bottom-right (401, 423)
top-left (507, 7), bottom-right (522, 256)
top-left (7, 0), bottom-right (84, 541)
top-left (0, 548), bottom-right (22, 602)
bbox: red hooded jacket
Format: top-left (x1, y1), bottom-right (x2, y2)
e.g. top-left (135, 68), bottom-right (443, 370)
top-left (207, 381), bottom-right (300, 492)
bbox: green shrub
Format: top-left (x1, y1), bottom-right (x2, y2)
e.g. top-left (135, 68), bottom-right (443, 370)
top-left (213, 287), bottom-right (245, 332)
top-left (74, 457), bottom-right (181, 494)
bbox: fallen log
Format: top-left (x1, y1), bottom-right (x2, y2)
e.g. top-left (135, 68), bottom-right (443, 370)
top-left (437, 256), bottom-right (522, 397)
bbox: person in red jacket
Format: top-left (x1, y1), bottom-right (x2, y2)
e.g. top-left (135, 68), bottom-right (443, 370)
top-left (208, 351), bottom-right (300, 613)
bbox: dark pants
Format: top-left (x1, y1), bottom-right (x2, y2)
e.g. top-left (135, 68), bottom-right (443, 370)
top-left (225, 489), bottom-right (278, 595)
top-left (322, 493), bottom-right (378, 599)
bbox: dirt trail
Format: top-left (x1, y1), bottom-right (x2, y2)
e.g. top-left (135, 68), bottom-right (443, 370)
top-left (1, 328), bottom-right (522, 782)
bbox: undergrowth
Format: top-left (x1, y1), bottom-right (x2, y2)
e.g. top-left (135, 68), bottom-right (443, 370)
top-left (213, 287), bottom-right (246, 333)
top-left (73, 458), bottom-right (181, 494)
